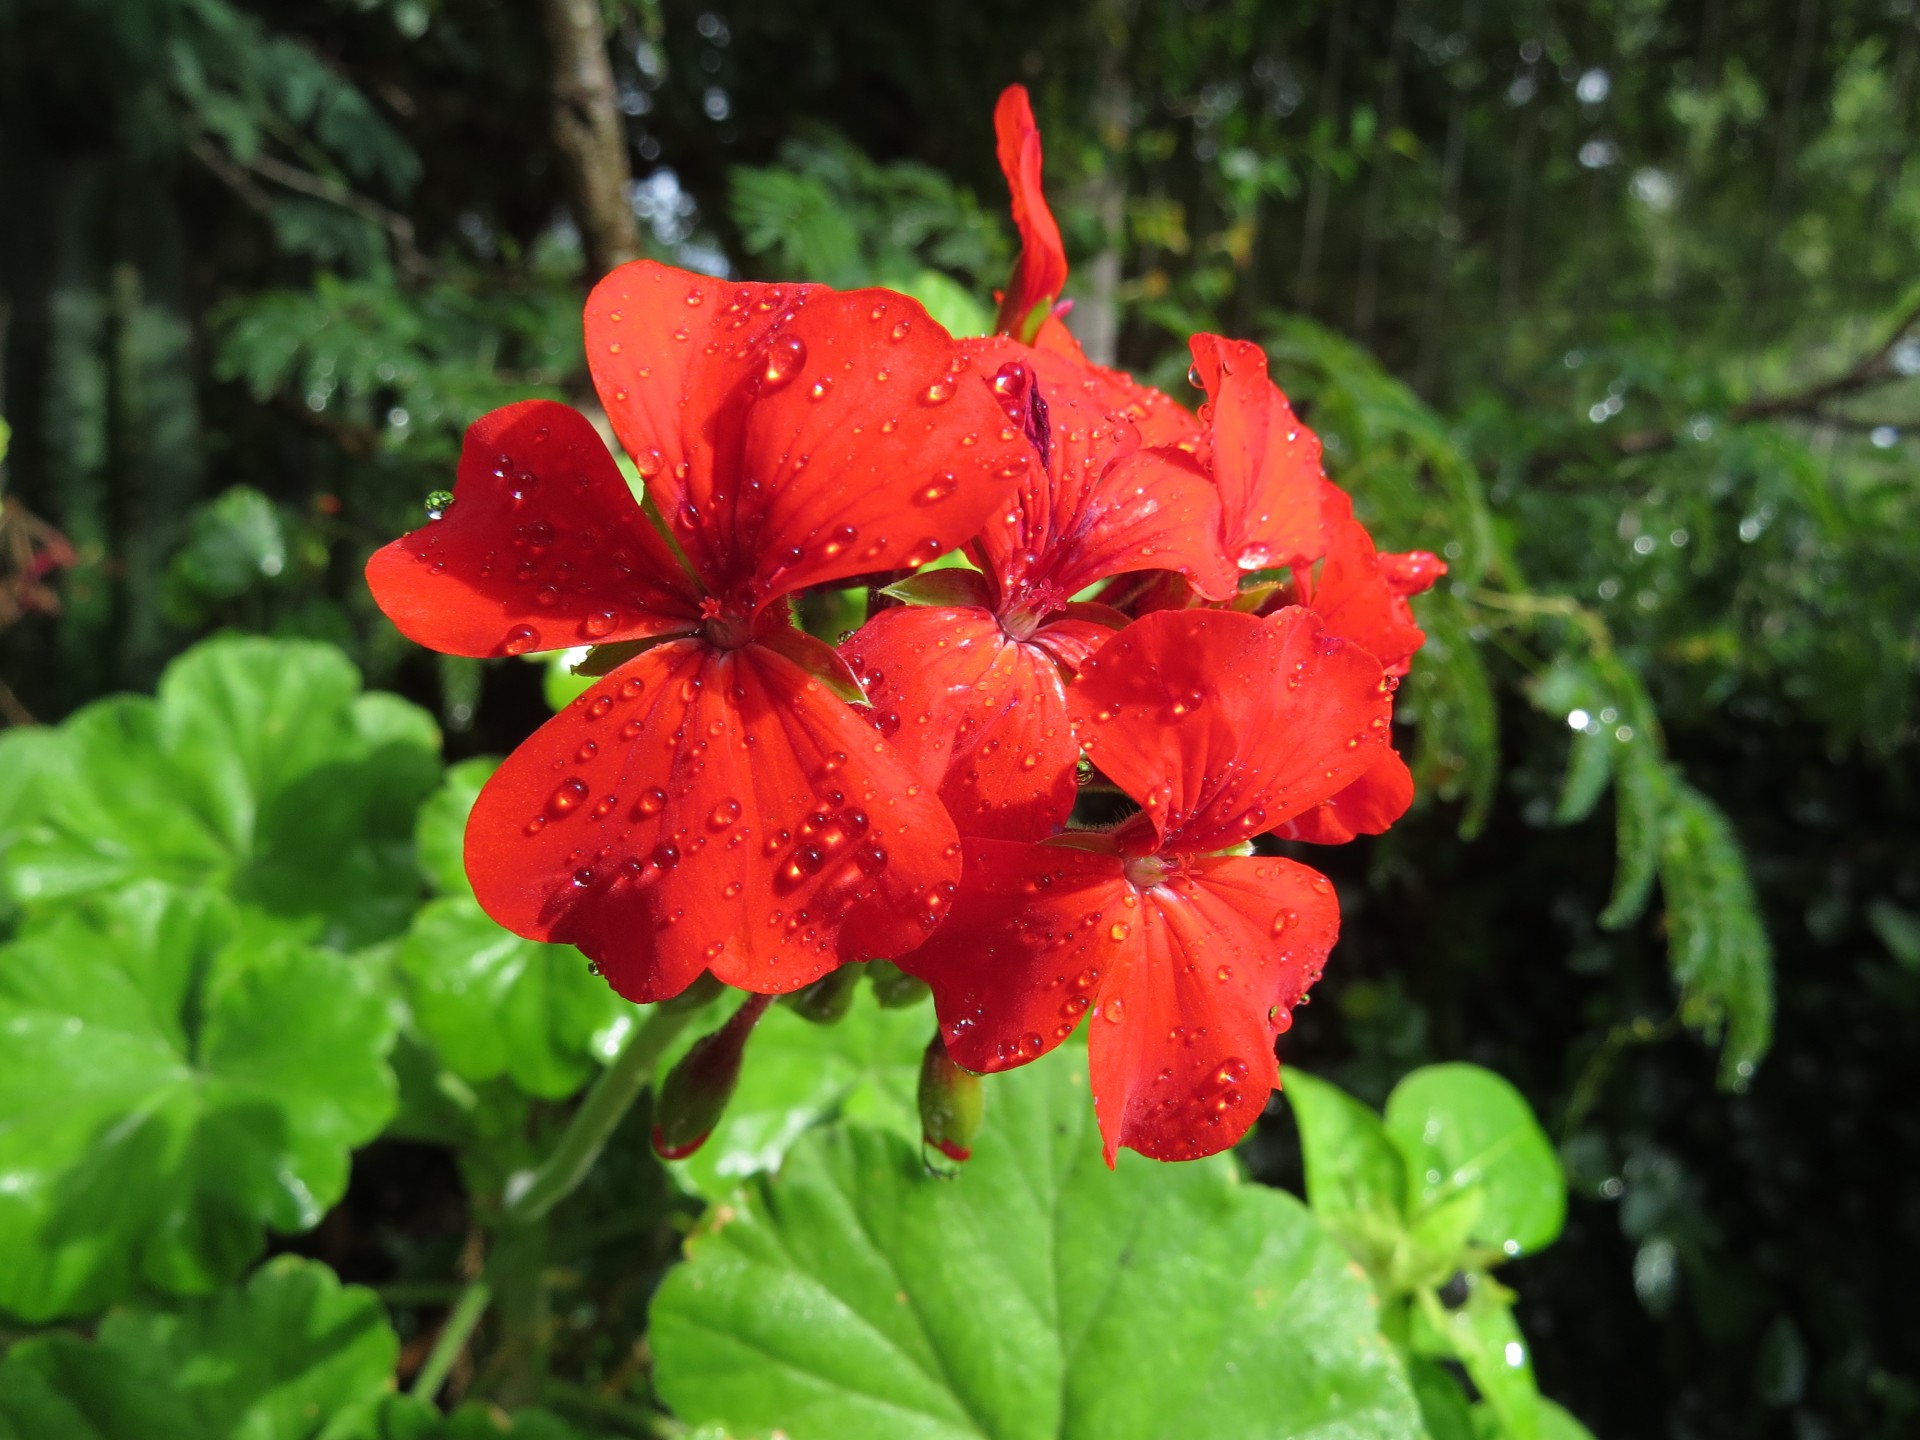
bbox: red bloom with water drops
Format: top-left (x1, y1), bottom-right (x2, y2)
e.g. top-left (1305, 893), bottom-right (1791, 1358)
top-left (1273, 480), bottom-right (1447, 845)
top-left (992, 85), bottom-right (1070, 344)
top-left (366, 261), bottom-right (1030, 1002)
top-left (842, 339), bottom-right (1235, 841)
top-left (892, 606), bottom-right (1396, 1164)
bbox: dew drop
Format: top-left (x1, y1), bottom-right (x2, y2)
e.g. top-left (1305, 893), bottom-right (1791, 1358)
top-left (635, 786), bottom-right (668, 817)
top-left (424, 489), bottom-right (454, 520)
top-left (582, 609), bottom-right (619, 639)
top-left (760, 333), bottom-right (807, 392)
top-left (915, 472), bottom-right (959, 506)
top-left (921, 378), bottom-right (956, 405)
top-left (547, 778), bottom-right (589, 816)
top-left (709, 798), bottom-right (742, 830)
top-left (503, 625), bottom-right (541, 656)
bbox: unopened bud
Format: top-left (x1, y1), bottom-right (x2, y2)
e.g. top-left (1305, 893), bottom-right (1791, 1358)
top-left (651, 992), bottom-right (772, 1160)
top-left (781, 964), bottom-right (859, 1025)
top-left (867, 959), bottom-right (931, 1009)
top-left (918, 1032), bottom-right (984, 1166)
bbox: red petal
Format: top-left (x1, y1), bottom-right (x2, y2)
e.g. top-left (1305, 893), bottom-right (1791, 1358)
top-left (993, 86), bottom-right (1068, 336)
top-left (967, 338), bottom-right (1237, 611)
top-left (893, 842), bottom-right (1341, 1164)
top-left (1277, 746), bottom-right (1415, 845)
top-left (1028, 607), bottom-right (1125, 676)
top-left (894, 838), bottom-right (1132, 1072)
top-left (366, 400), bottom-right (702, 658)
top-left (1069, 607), bottom-right (1393, 852)
top-left (1302, 482), bottom-right (1441, 675)
top-left (586, 261), bottom-right (1028, 607)
top-left (1085, 855), bottom-right (1339, 1163)
top-left (464, 637), bottom-right (961, 1001)
top-left (1187, 334), bottom-right (1326, 572)
top-left (842, 605), bottom-right (1077, 842)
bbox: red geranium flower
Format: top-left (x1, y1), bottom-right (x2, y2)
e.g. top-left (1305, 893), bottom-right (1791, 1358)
top-left (992, 85), bottom-right (1070, 345)
top-left (842, 339), bottom-right (1235, 841)
top-left (892, 605), bottom-right (1395, 1163)
top-left (1273, 480), bottom-right (1447, 845)
top-left (367, 262), bottom-right (1030, 1002)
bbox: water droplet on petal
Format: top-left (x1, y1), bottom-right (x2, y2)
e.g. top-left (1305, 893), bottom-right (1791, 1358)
top-left (548, 778), bottom-right (589, 816)
top-left (503, 625), bottom-right (541, 656)
top-left (760, 334), bottom-right (807, 392)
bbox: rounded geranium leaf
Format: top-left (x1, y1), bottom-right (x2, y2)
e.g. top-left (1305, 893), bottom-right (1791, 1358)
top-left (0, 885), bottom-right (397, 1320)
top-left (1385, 1063), bottom-right (1567, 1257)
top-left (368, 400), bottom-right (703, 661)
top-left (843, 604), bottom-right (1078, 842)
top-left (1069, 607), bottom-right (1392, 853)
top-left (0, 636), bottom-right (441, 948)
top-left (0, 1257), bottom-right (396, 1440)
top-left (464, 638), bottom-right (961, 1003)
top-left (415, 756), bottom-right (498, 897)
top-left (649, 1051), bottom-right (1422, 1440)
top-left (585, 261), bottom-right (1030, 605)
top-left (399, 896), bottom-right (628, 1100)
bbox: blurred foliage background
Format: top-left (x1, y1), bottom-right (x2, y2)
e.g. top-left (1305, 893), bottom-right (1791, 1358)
top-left (1, 0), bottom-right (1917, 1435)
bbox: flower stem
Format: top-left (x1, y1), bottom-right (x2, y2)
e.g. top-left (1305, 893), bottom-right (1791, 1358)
top-left (409, 1280), bottom-right (492, 1403)
top-left (502, 1002), bottom-right (695, 1227)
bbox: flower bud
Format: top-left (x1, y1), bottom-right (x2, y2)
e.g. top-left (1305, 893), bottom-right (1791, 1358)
top-left (867, 958), bottom-right (931, 1009)
top-left (918, 1032), bottom-right (985, 1165)
top-left (651, 993), bottom-right (772, 1160)
top-left (781, 964), bottom-right (860, 1025)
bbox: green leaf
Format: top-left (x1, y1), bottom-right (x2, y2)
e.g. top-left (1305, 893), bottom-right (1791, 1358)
top-left (1384, 1064), bottom-right (1566, 1258)
top-left (1657, 781), bottom-right (1775, 1088)
top-left (327, 1395), bottom-right (596, 1440)
top-left (1408, 1359), bottom-right (1477, 1440)
top-left (0, 885), bottom-right (397, 1320)
top-left (414, 757), bottom-right (495, 898)
top-left (399, 895), bottom-right (627, 1100)
top-left (1416, 1279), bottom-right (1539, 1440)
top-left (1, 636), bottom-right (441, 948)
top-left (1598, 747), bottom-right (1668, 930)
top-left (655, 982), bottom-right (933, 1201)
top-left (1536, 1400), bottom-right (1600, 1440)
top-left (167, 486), bottom-right (288, 601)
top-left (1283, 1069), bottom-right (1409, 1277)
top-left (650, 1049), bottom-right (1422, 1440)
top-left (0, 1257), bottom-right (396, 1439)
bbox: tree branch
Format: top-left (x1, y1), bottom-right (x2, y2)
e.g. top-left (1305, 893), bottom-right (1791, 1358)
top-left (1611, 295), bottom-right (1920, 457)
top-left (541, 0), bottom-right (642, 281)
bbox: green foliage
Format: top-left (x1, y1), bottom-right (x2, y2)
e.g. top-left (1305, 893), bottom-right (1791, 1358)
top-left (651, 1049), bottom-right (1422, 1440)
top-left (1, 636), bottom-right (440, 948)
top-left (0, 885), bottom-right (396, 1320)
top-left (1289, 1065), bottom-right (1569, 1440)
top-left (653, 982), bottom-right (931, 1200)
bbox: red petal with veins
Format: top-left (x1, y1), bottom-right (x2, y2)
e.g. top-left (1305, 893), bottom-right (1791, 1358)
top-left (842, 605), bottom-right (1077, 842)
top-left (1069, 607), bottom-right (1392, 852)
top-left (366, 400), bottom-right (702, 658)
top-left (1028, 608), bottom-right (1125, 676)
top-left (464, 637), bottom-right (961, 1002)
top-left (1186, 334), bottom-right (1326, 572)
top-left (993, 85), bottom-right (1068, 336)
top-left (893, 842), bottom-right (1340, 1164)
top-left (1085, 855), bottom-right (1339, 1163)
top-left (585, 261), bottom-right (1028, 608)
top-left (1277, 746), bottom-right (1415, 845)
top-left (968, 338), bottom-right (1236, 611)
top-left (1303, 481), bottom-right (1446, 675)
top-left (896, 839), bottom-right (1132, 1073)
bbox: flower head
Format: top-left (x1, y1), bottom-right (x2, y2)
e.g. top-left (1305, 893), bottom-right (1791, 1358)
top-left (367, 262), bottom-right (1029, 1002)
top-left (893, 606), bottom-right (1395, 1163)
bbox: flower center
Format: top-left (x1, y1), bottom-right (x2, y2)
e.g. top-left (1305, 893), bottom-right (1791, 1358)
top-left (699, 599), bottom-right (753, 651)
top-left (1123, 854), bottom-right (1175, 889)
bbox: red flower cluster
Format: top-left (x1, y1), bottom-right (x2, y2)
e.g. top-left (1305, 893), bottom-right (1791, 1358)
top-left (367, 86), bottom-right (1442, 1165)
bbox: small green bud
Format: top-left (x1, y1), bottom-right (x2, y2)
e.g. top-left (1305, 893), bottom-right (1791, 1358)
top-left (917, 1032), bottom-right (985, 1165)
top-left (867, 958), bottom-right (931, 1009)
top-left (781, 964), bottom-right (860, 1025)
top-left (651, 992), bottom-right (771, 1160)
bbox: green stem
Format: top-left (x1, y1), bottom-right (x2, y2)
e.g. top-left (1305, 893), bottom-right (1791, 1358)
top-left (502, 1002), bottom-right (694, 1227)
top-left (409, 1280), bottom-right (492, 1403)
